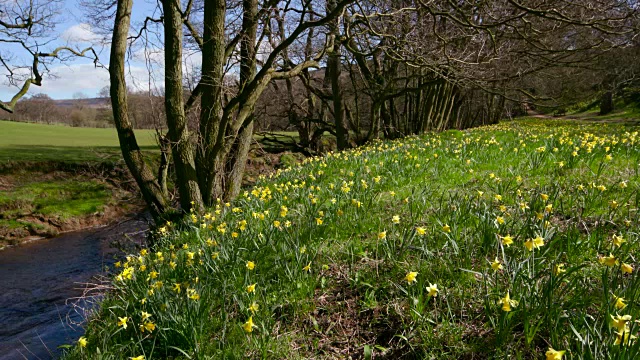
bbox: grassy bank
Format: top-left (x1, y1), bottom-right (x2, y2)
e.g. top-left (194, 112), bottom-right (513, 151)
top-left (0, 120), bottom-right (301, 246)
top-left (0, 120), bottom-right (158, 246)
top-left (64, 118), bottom-right (639, 359)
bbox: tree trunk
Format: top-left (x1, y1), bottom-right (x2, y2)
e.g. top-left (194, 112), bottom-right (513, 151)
top-left (599, 91), bottom-right (614, 115)
top-left (223, 0), bottom-right (258, 200)
top-left (327, 0), bottom-right (349, 150)
top-left (196, 0), bottom-right (227, 205)
top-left (109, 0), bottom-right (168, 220)
top-left (163, 0), bottom-right (203, 211)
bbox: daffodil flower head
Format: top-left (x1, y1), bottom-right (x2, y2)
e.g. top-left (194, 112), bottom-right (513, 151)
top-left (545, 347), bottom-right (565, 360)
top-left (117, 316), bottom-right (128, 329)
top-left (501, 234), bottom-right (514, 247)
top-left (613, 295), bottom-right (627, 310)
top-left (491, 258), bottom-right (503, 271)
top-left (615, 328), bottom-right (637, 346)
top-left (599, 253), bottom-right (618, 267)
top-left (77, 336), bottom-right (87, 348)
top-left (612, 234), bottom-right (625, 248)
top-left (426, 283), bottom-right (439, 297)
top-left (247, 283), bottom-right (256, 293)
top-left (248, 302), bottom-right (259, 314)
top-left (554, 263), bottom-right (566, 276)
top-left (246, 261), bottom-right (255, 270)
top-left (242, 316), bottom-right (257, 333)
top-left (524, 236), bottom-right (544, 251)
top-left (498, 292), bottom-right (518, 312)
top-left (610, 314), bottom-right (632, 332)
top-left (405, 271), bottom-right (418, 285)
top-left (303, 262), bottom-right (312, 272)
top-left (621, 263), bottom-right (633, 274)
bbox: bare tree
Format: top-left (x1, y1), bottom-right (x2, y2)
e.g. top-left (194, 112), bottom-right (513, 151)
top-left (107, 0), bottom-right (355, 219)
top-left (0, 0), bottom-right (99, 113)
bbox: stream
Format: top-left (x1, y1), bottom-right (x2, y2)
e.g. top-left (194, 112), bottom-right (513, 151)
top-left (0, 215), bottom-right (149, 360)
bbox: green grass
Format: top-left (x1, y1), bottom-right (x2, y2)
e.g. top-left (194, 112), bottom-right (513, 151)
top-left (566, 100), bottom-right (640, 124)
top-left (64, 118), bottom-right (640, 359)
top-left (0, 181), bottom-right (110, 218)
top-left (0, 120), bottom-right (159, 162)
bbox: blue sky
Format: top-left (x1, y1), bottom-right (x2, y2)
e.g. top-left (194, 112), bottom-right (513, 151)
top-left (0, 0), bottom-right (165, 100)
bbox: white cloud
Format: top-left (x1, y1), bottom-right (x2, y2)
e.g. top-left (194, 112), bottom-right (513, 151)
top-left (61, 23), bottom-right (102, 44)
top-left (0, 62), bottom-right (154, 100)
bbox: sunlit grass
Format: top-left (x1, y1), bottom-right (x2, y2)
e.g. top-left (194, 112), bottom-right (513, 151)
top-left (64, 119), bottom-right (639, 359)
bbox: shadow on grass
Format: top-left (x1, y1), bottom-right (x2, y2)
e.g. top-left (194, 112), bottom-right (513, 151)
top-left (0, 145), bottom-right (159, 163)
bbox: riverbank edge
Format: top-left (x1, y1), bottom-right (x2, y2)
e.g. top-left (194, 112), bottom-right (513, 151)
top-left (0, 161), bottom-right (146, 249)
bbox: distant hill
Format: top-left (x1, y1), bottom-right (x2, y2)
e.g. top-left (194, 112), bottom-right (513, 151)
top-left (53, 97), bottom-right (110, 109)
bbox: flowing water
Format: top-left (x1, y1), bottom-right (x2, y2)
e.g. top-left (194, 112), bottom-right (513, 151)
top-left (0, 215), bottom-right (149, 360)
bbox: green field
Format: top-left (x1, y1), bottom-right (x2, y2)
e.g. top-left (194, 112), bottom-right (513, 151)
top-left (64, 118), bottom-right (640, 359)
top-left (0, 120), bottom-right (157, 244)
top-left (0, 120), bottom-right (158, 162)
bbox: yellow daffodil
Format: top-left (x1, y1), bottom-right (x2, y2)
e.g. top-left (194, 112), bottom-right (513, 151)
top-left (416, 227), bottom-right (426, 235)
top-left (541, 193), bottom-right (549, 201)
top-left (613, 295), bottom-right (627, 310)
top-left (246, 261), bottom-right (255, 270)
top-left (141, 311), bottom-right (151, 321)
top-left (611, 314), bottom-right (632, 333)
top-left (491, 258), bottom-right (503, 271)
top-left (614, 328), bottom-right (637, 346)
top-left (140, 321), bottom-right (156, 333)
top-left (442, 224), bottom-right (451, 233)
top-left (249, 302), bottom-right (259, 314)
top-left (247, 283), bottom-right (256, 293)
top-left (599, 254), bottom-right (618, 267)
top-left (612, 234), bottom-right (625, 248)
top-left (77, 336), bottom-right (87, 348)
top-left (130, 356), bottom-right (145, 360)
top-left (545, 347), bottom-right (565, 360)
top-left (187, 288), bottom-right (200, 301)
top-left (496, 216), bottom-right (505, 225)
top-left (525, 236), bottom-right (544, 251)
top-left (392, 215), bottom-right (400, 224)
top-left (303, 262), bottom-right (312, 272)
top-left (378, 231), bottom-right (387, 240)
top-left (498, 292), bottom-right (518, 312)
top-left (554, 263), bottom-right (566, 276)
top-left (405, 271), bottom-right (418, 284)
top-left (501, 234), bottom-right (514, 247)
top-left (117, 316), bottom-right (128, 329)
top-left (621, 263), bottom-right (633, 274)
top-left (426, 283), bottom-right (439, 297)
top-left (242, 316), bottom-right (256, 333)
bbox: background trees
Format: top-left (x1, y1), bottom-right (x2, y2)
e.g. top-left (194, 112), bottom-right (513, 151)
top-left (1, 0), bottom-right (638, 220)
